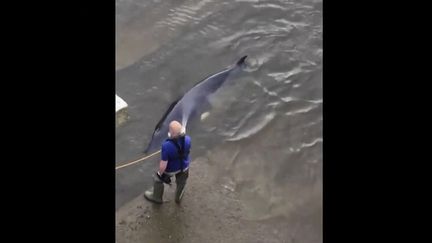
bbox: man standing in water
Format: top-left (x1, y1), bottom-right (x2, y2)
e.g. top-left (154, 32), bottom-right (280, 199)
top-left (144, 120), bottom-right (191, 204)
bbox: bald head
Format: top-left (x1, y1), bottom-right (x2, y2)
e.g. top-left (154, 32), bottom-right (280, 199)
top-left (169, 120), bottom-right (183, 138)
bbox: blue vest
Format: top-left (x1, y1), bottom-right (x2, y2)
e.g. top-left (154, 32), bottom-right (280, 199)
top-left (161, 135), bottom-right (191, 173)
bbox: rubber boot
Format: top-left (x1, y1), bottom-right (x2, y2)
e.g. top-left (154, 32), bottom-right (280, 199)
top-left (175, 170), bottom-right (189, 203)
top-left (144, 178), bottom-right (164, 204)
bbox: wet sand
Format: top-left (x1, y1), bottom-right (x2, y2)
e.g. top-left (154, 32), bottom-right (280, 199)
top-left (116, 155), bottom-right (321, 243)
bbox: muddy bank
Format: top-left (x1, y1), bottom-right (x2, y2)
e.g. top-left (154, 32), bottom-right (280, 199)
top-left (116, 155), bottom-right (321, 243)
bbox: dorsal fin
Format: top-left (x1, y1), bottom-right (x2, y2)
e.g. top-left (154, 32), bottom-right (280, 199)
top-left (190, 56), bottom-right (247, 89)
top-left (236, 55), bottom-right (247, 66)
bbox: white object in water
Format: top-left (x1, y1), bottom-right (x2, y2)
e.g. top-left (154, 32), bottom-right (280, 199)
top-left (200, 111), bottom-right (210, 121)
top-left (116, 94), bottom-right (129, 126)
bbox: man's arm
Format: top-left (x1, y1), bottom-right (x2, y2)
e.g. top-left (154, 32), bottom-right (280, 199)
top-left (156, 160), bottom-right (171, 184)
top-left (159, 142), bottom-right (169, 175)
top-left (158, 160), bottom-right (168, 175)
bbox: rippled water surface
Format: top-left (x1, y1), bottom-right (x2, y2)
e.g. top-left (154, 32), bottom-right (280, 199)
top-left (116, 0), bottom-right (322, 238)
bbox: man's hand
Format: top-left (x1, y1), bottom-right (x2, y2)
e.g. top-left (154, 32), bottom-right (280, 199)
top-left (156, 171), bottom-right (172, 185)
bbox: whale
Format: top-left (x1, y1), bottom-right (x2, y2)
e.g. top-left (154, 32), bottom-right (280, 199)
top-left (144, 56), bottom-right (248, 154)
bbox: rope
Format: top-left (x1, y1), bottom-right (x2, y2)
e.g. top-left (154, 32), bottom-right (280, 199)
top-left (115, 150), bottom-right (161, 170)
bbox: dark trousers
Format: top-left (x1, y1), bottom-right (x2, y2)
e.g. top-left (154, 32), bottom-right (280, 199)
top-left (174, 169), bottom-right (189, 203)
